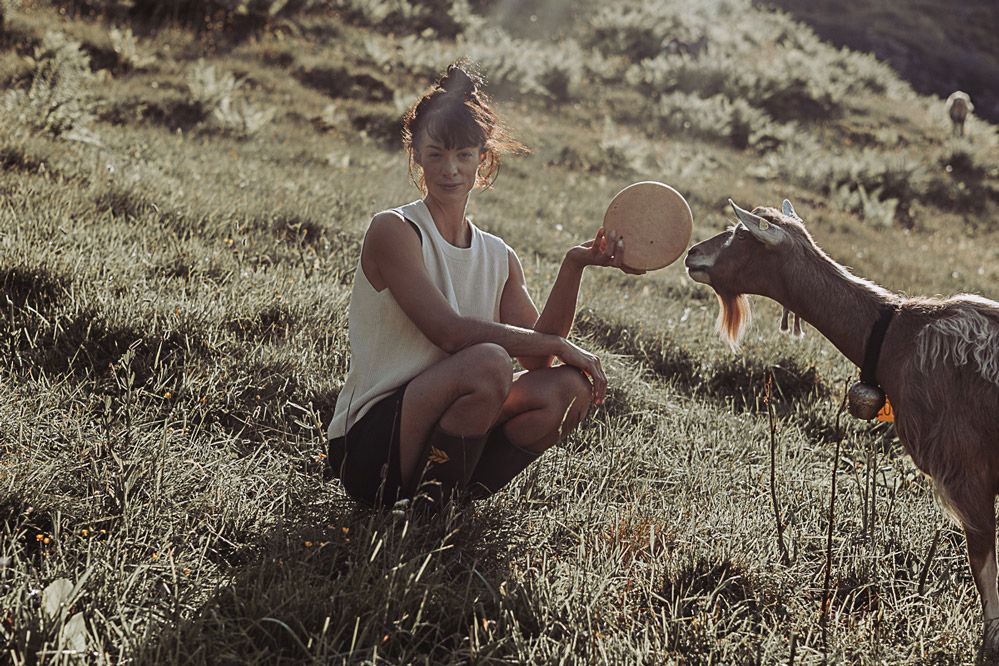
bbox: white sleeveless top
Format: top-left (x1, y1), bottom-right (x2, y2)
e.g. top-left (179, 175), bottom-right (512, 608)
top-left (327, 199), bottom-right (511, 440)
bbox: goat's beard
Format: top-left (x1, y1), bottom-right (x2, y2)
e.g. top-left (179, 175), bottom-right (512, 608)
top-left (716, 291), bottom-right (751, 350)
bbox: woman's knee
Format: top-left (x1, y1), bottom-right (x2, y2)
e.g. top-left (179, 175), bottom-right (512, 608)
top-left (458, 343), bottom-right (513, 402)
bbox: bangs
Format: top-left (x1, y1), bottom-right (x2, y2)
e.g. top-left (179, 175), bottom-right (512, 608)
top-left (422, 104), bottom-right (487, 150)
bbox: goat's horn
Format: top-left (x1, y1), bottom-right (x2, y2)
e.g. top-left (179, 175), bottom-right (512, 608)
top-left (781, 199), bottom-right (802, 221)
top-left (729, 198), bottom-right (786, 246)
top-left (728, 199), bottom-right (766, 227)
top-left (793, 312), bottom-right (804, 337)
top-left (780, 307), bottom-right (790, 332)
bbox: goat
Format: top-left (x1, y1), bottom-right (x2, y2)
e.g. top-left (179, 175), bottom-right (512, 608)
top-left (684, 198), bottom-right (999, 653)
top-left (946, 91), bottom-right (974, 138)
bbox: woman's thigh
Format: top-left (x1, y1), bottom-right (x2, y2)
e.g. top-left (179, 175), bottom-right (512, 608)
top-left (398, 343), bottom-right (513, 486)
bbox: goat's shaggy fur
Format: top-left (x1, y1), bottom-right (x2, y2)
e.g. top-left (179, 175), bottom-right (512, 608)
top-left (685, 202), bottom-right (999, 651)
top-left (916, 297), bottom-right (999, 387)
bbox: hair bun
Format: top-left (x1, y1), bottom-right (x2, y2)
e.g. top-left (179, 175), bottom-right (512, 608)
top-left (438, 62), bottom-right (478, 98)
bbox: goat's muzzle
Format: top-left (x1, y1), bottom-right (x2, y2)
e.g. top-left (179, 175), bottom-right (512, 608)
top-left (683, 249), bottom-right (712, 285)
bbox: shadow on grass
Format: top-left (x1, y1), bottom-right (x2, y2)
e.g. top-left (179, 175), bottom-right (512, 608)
top-left (1, 265), bottom-right (67, 312)
top-left (190, 361), bottom-right (339, 449)
top-left (576, 308), bottom-right (827, 412)
top-left (0, 145), bottom-right (45, 174)
top-left (226, 303), bottom-right (300, 343)
top-left (575, 308), bottom-right (698, 386)
top-left (646, 555), bottom-right (787, 657)
top-left (137, 499), bottom-right (531, 664)
top-left (98, 95), bottom-right (206, 132)
top-left (0, 304), bottom-right (208, 386)
top-left (0, 496), bottom-right (56, 562)
top-left (294, 64), bottom-right (393, 104)
top-left (703, 356), bottom-right (825, 412)
top-left (94, 183), bottom-right (161, 221)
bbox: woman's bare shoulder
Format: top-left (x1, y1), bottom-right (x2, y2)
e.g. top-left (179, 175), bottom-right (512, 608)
top-left (365, 210), bottom-right (421, 254)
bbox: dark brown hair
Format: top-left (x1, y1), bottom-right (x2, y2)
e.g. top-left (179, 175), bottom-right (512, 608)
top-left (402, 60), bottom-right (527, 192)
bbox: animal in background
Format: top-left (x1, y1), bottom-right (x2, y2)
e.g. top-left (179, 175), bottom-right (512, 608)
top-left (946, 91), bottom-right (974, 138)
top-left (684, 198), bottom-right (999, 656)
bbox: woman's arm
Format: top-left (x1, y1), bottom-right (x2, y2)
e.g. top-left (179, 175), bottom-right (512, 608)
top-left (364, 212), bottom-right (608, 400)
top-left (501, 229), bottom-right (644, 370)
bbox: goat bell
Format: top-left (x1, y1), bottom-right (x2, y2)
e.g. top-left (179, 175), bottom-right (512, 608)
top-left (848, 382), bottom-right (886, 420)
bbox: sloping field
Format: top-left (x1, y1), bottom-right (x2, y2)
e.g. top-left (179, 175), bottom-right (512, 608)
top-left (1, 1), bottom-right (998, 663)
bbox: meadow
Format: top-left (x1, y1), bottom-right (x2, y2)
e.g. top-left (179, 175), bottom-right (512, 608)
top-left (1, 0), bottom-right (999, 663)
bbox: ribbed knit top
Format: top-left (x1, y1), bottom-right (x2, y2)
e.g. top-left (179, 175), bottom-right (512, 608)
top-left (327, 199), bottom-right (510, 440)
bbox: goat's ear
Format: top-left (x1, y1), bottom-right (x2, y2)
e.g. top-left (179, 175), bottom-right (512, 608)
top-left (781, 199), bottom-right (802, 221)
top-left (729, 199), bottom-right (787, 247)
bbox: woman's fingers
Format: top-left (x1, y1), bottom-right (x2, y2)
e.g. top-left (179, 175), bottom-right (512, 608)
top-left (578, 230), bottom-right (647, 276)
top-left (559, 343), bottom-right (608, 405)
top-left (599, 231), bottom-right (618, 263)
top-left (611, 237), bottom-right (624, 266)
top-left (595, 227), bottom-right (607, 254)
top-left (589, 357), bottom-right (607, 404)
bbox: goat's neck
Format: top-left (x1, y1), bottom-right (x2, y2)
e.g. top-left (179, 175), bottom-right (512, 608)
top-left (776, 251), bottom-right (895, 369)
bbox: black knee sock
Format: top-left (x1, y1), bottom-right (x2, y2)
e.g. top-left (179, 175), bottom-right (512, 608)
top-left (411, 424), bottom-right (488, 510)
top-left (466, 427), bottom-right (541, 501)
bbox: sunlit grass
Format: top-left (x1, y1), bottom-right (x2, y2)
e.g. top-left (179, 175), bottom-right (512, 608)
top-left (1, 1), bottom-right (998, 663)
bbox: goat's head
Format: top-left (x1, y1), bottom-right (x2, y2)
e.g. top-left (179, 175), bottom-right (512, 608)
top-left (684, 198), bottom-right (808, 347)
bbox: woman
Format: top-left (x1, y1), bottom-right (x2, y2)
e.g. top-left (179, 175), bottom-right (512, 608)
top-left (327, 61), bottom-right (642, 511)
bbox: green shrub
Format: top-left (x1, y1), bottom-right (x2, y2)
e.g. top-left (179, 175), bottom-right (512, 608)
top-left (923, 144), bottom-right (997, 215)
top-left (1, 31), bottom-right (96, 137)
top-left (587, 2), bottom-right (709, 63)
top-left (588, 0), bottom-right (897, 126)
top-left (468, 31), bottom-right (587, 102)
top-left (108, 26), bottom-right (155, 71)
top-left (186, 60), bottom-right (274, 137)
top-left (626, 53), bottom-right (732, 99)
top-left (655, 92), bottom-right (792, 150)
top-left (334, 0), bottom-right (482, 39)
top-left (778, 142), bottom-right (927, 224)
top-left (724, 48), bottom-right (846, 122)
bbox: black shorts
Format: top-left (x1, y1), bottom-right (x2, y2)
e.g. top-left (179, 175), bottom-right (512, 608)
top-left (327, 384), bottom-right (542, 510)
top-left (327, 384), bottom-right (408, 509)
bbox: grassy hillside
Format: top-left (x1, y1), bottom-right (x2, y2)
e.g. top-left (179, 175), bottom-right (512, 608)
top-left (1, 0), bottom-right (998, 663)
top-left (762, 0), bottom-right (999, 123)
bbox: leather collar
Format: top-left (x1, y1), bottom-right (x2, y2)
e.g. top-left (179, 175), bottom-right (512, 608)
top-left (860, 304), bottom-right (897, 388)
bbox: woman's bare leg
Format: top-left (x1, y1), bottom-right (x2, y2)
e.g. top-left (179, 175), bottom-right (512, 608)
top-left (463, 365), bottom-right (593, 499)
top-left (498, 365), bottom-right (593, 452)
top-left (398, 343), bottom-right (513, 488)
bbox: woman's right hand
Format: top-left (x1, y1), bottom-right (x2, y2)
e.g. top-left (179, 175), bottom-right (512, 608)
top-left (556, 339), bottom-right (607, 405)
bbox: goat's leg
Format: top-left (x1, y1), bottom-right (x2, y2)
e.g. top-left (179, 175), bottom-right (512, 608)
top-left (963, 512), bottom-right (999, 658)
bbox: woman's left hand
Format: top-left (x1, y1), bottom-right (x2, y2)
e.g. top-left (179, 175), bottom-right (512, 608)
top-left (567, 228), bottom-right (647, 275)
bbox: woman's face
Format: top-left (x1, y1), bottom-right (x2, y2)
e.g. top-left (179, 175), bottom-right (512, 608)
top-left (415, 131), bottom-right (484, 202)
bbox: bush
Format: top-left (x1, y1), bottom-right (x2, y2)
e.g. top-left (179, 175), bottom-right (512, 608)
top-left (334, 0), bottom-right (482, 39)
top-left (923, 145), bottom-right (997, 215)
top-left (1, 31), bottom-right (96, 137)
top-left (108, 27), bottom-right (156, 71)
top-left (589, 0), bottom-right (897, 127)
top-left (466, 30), bottom-right (586, 102)
top-left (186, 60), bottom-right (274, 137)
top-left (655, 92), bottom-right (793, 150)
top-left (587, 2), bottom-right (709, 63)
top-left (594, 118), bottom-right (654, 175)
top-left (777, 141), bottom-right (928, 224)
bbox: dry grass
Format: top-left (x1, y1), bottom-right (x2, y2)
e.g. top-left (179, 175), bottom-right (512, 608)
top-left (1, 1), bottom-right (998, 663)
